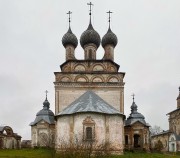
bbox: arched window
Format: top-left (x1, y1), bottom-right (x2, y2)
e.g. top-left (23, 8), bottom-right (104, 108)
top-left (86, 127), bottom-right (92, 140)
top-left (83, 116), bottom-right (95, 141)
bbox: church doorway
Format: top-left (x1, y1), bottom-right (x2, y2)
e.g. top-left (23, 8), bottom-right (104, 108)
top-left (134, 134), bottom-right (140, 148)
top-left (171, 143), bottom-right (175, 152)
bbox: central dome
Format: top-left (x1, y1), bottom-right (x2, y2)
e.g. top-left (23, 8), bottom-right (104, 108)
top-left (80, 22), bottom-right (101, 49)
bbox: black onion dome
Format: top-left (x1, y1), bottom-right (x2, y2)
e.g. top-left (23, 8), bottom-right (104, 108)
top-left (36, 98), bottom-right (54, 116)
top-left (80, 22), bottom-right (101, 48)
top-left (102, 27), bottom-right (118, 48)
top-left (29, 97), bottom-right (55, 126)
top-left (62, 27), bottom-right (78, 48)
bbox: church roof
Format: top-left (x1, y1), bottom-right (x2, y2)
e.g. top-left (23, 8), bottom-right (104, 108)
top-left (30, 96), bottom-right (55, 126)
top-left (56, 91), bottom-right (124, 117)
top-left (125, 98), bottom-right (150, 127)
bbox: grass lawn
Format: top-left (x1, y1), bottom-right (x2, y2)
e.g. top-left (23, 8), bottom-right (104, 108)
top-left (0, 149), bottom-right (179, 158)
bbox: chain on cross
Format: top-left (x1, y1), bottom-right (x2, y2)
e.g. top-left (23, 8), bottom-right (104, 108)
top-left (107, 10), bottom-right (113, 23)
top-left (67, 11), bottom-right (72, 27)
top-left (87, 2), bottom-right (93, 15)
top-left (45, 90), bottom-right (48, 99)
top-left (131, 93), bottom-right (135, 102)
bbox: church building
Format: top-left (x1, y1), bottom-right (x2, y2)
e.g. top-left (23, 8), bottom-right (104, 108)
top-left (124, 95), bottom-right (150, 151)
top-left (151, 87), bottom-right (180, 152)
top-left (54, 3), bottom-right (125, 154)
top-left (30, 93), bottom-right (55, 148)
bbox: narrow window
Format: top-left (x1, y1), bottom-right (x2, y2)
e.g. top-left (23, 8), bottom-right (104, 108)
top-left (125, 135), bottom-right (128, 145)
top-left (89, 49), bottom-right (92, 59)
top-left (86, 127), bottom-right (92, 140)
top-left (83, 116), bottom-right (95, 141)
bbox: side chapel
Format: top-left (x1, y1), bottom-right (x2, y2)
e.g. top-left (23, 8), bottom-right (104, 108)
top-left (151, 87), bottom-right (180, 152)
top-left (124, 95), bottom-right (150, 151)
top-left (54, 3), bottom-right (125, 154)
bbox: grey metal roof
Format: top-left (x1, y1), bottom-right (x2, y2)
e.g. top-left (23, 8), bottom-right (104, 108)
top-left (30, 98), bottom-right (55, 126)
top-left (56, 91), bottom-right (124, 116)
top-left (125, 101), bottom-right (150, 127)
top-left (151, 130), bottom-right (170, 137)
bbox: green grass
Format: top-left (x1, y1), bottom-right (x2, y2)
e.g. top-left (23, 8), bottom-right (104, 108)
top-left (0, 149), bottom-right (179, 158)
top-left (0, 148), bottom-right (53, 158)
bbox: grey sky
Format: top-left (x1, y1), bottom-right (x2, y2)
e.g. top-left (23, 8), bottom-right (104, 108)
top-left (0, 0), bottom-right (179, 140)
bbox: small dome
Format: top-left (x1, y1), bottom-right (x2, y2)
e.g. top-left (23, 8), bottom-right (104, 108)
top-left (62, 27), bottom-right (78, 48)
top-left (80, 23), bottom-right (101, 49)
top-left (102, 27), bottom-right (118, 48)
top-left (43, 99), bottom-right (50, 109)
top-left (36, 98), bottom-right (54, 116)
top-left (36, 109), bottom-right (54, 116)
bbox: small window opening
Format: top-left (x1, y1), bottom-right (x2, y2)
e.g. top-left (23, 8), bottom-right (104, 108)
top-left (125, 135), bottom-right (128, 145)
top-left (86, 127), bottom-right (92, 140)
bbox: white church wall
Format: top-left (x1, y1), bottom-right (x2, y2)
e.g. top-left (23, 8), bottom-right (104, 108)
top-left (109, 115), bottom-right (124, 151)
top-left (56, 113), bottom-right (124, 154)
top-left (56, 116), bottom-right (71, 145)
top-left (73, 113), bottom-right (106, 145)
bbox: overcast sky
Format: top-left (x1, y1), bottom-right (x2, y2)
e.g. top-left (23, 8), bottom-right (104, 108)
top-left (0, 0), bottom-right (179, 140)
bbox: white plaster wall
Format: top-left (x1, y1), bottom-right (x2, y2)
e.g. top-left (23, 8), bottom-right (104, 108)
top-left (31, 123), bottom-right (55, 147)
top-left (109, 115), bottom-right (124, 150)
top-left (73, 113), bottom-right (106, 145)
top-left (56, 113), bottom-right (124, 153)
top-left (56, 116), bottom-right (70, 146)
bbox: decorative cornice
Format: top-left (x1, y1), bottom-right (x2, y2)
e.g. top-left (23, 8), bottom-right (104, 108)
top-left (54, 82), bottom-right (125, 88)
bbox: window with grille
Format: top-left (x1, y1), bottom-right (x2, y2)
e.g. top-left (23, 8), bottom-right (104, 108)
top-left (83, 116), bottom-right (95, 141)
top-left (86, 127), bottom-right (92, 140)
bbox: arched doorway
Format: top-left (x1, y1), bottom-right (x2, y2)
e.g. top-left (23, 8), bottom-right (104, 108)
top-left (134, 134), bottom-right (140, 148)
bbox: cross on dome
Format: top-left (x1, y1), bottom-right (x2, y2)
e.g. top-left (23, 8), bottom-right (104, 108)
top-left (45, 90), bottom-right (48, 100)
top-left (107, 10), bottom-right (113, 28)
top-left (67, 11), bottom-right (72, 28)
top-left (131, 93), bottom-right (135, 102)
top-left (87, 2), bottom-right (93, 16)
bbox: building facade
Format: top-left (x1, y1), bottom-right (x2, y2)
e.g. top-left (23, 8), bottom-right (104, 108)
top-left (124, 97), bottom-right (150, 151)
top-left (30, 95), bottom-right (55, 148)
top-left (151, 87), bottom-right (180, 152)
top-left (54, 6), bottom-right (125, 154)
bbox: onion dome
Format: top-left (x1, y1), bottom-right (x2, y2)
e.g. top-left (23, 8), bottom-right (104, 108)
top-left (102, 27), bottom-right (118, 48)
top-left (130, 101), bottom-right (145, 120)
top-left (62, 27), bottom-right (78, 48)
top-left (80, 22), bottom-right (101, 49)
top-left (125, 96), bottom-right (150, 126)
top-left (30, 95), bottom-right (55, 126)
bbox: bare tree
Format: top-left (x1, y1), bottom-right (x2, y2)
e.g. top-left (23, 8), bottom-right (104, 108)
top-left (150, 125), bottom-right (163, 136)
